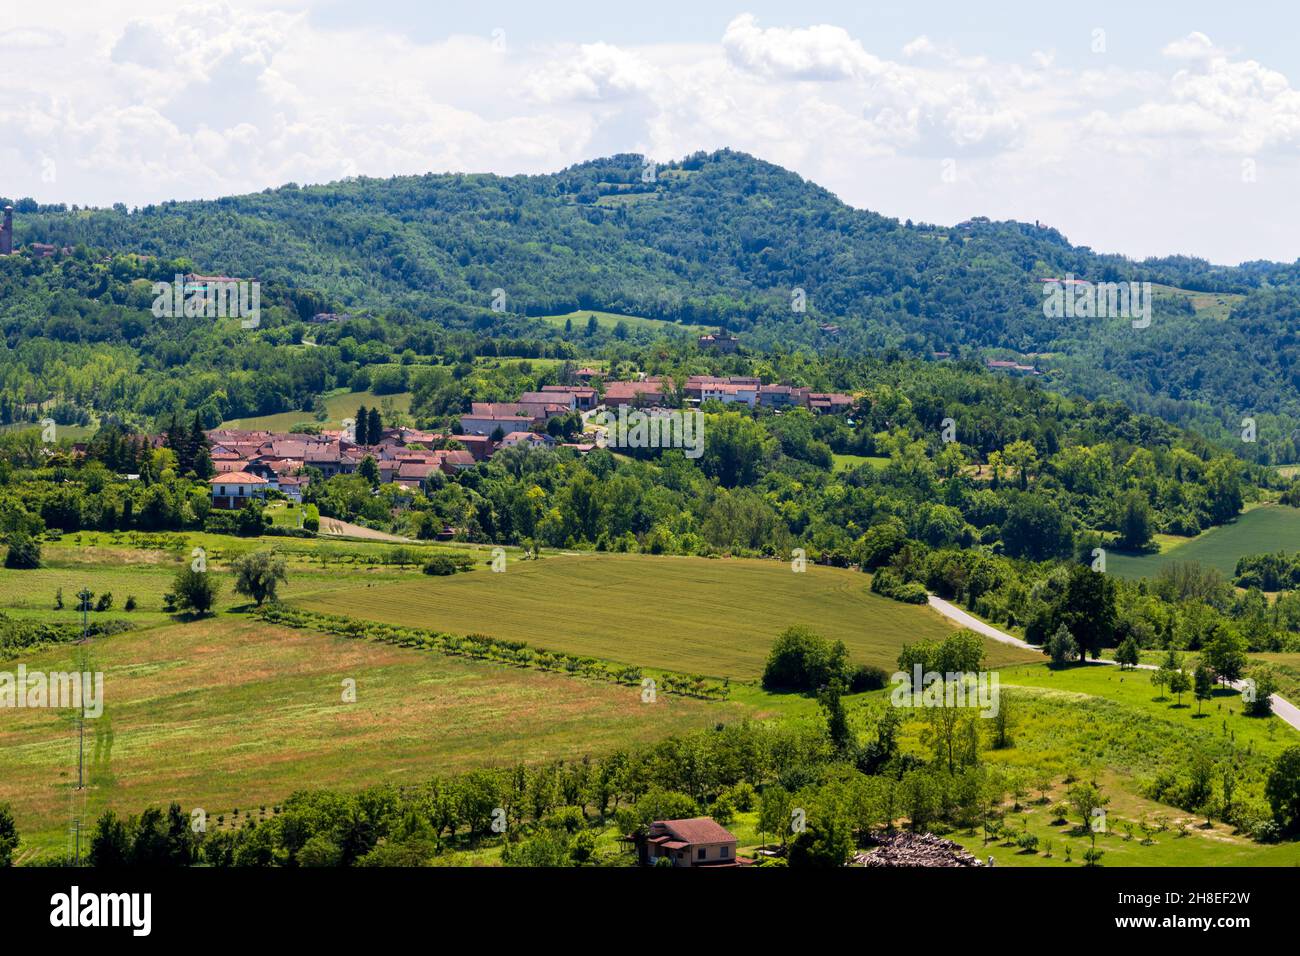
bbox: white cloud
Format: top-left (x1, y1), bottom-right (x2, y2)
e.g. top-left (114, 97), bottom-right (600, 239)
top-left (0, 6), bottom-right (1298, 263)
top-left (722, 13), bottom-right (884, 81)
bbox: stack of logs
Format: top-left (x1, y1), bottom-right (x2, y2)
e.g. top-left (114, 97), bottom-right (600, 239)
top-left (852, 832), bottom-right (983, 867)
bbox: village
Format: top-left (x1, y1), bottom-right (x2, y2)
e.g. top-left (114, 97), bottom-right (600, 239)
top-left (203, 371), bottom-right (855, 510)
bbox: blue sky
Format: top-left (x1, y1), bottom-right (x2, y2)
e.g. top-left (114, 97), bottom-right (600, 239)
top-left (2, 1), bottom-right (1298, 264)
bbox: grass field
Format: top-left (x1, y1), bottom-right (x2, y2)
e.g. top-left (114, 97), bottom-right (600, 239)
top-left (0, 615), bottom-right (763, 855)
top-left (1107, 504), bottom-right (1300, 579)
top-left (219, 389), bottom-right (413, 431)
top-left (290, 552), bottom-right (1039, 680)
top-left (832, 453), bottom-right (888, 473)
top-left (535, 310), bottom-right (715, 337)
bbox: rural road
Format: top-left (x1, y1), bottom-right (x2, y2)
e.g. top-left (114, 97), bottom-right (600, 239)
top-left (927, 594), bottom-right (1300, 734)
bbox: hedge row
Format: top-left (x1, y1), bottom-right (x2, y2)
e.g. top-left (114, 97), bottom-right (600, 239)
top-left (255, 604), bottom-right (731, 700)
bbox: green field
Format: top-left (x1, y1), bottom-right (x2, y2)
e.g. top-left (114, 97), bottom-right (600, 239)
top-left (0, 616), bottom-right (755, 855)
top-left (219, 389), bottom-right (412, 431)
top-left (937, 661), bottom-right (1300, 866)
top-left (290, 552), bottom-right (1038, 679)
top-left (536, 310), bottom-right (715, 337)
top-left (832, 453), bottom-right (888, 473)
top-left (1107, 504), bottom-right (1300, 579)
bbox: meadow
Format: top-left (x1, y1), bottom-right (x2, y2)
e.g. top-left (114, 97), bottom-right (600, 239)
top-left (1106, 504), bottom-right (1300, 579)
top-left (290, 552), bottom-right (1039, 680)
top-left (0, 615), bottom-right (758, 856)
top-left (535, 310), bottom-right (715, 336)
top-left (219, 388), bottom-right (413, 431)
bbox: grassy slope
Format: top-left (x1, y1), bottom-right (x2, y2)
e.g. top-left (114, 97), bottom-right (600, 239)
top-left (290, 552), bottom-right (1039, 679)
top-left (535, 310), bottom-right (715, 336)
top-left (0, 616), bottom-right (761, 854)
top-left (219, 389), bottom-right (413, 431)
top-left (1107, 504), bottom-right (1300, 579)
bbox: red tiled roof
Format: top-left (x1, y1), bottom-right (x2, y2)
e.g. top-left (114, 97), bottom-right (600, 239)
top-left (208, 472), bottom-right (267, 484)
top-left (657, 817), bottom-right (737, 845)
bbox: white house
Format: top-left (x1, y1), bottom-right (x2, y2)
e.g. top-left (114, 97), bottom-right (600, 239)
top-left (208, 471), bottom-right (268, 509)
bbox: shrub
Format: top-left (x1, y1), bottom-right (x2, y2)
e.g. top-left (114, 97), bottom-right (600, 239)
top-left (422, 553), bottom-right (474, 576)
top-left (3, 532), bottom-right (41, 569)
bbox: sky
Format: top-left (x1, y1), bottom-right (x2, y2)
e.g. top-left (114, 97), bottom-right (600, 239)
top-left (2, 0), bottom-right (1298, 265)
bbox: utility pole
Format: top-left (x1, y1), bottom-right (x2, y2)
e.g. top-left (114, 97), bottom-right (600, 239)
top-left (76, 587), bottom-right (92, 791)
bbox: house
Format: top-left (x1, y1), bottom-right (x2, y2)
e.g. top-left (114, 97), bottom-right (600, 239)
top-left (698, 332), bottom-right (739, 353)
top-left (540, 385), bottom-right (598, 411)
top-left (498, 431), bottom-right (554, 450)
top-left (519, 390), bottom-right (575, 412)
top-left (985, 359), bottom-right (1039, 375)
top-left (208, 472), bottom-right (268, 509)
top-left (277, 476), bottom-right (307, 503)
top-left (808, 392), bottom-right (853, 415)
top-left (698, 381), bottom-right (758, 407)
top-left (602, 381), bottom-right (665, 408)
top-left (758, 384), bottom-right (811, 408)
top-left (636, 818), bottom-right (741, 867)
top-left (445, 434), bottom-right (492, 461)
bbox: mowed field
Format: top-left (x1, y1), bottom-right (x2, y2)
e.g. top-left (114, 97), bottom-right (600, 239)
top-left (1107, 504), bottom-right (1300, 579)
top-left (536, 310), bottom-right (715, 336)
top-left (219, 388), bottom-right (412, 431)
top-left (0, 616), bottom-right (754, 853)
top-left (292, 552), bottom-right (1039, 679)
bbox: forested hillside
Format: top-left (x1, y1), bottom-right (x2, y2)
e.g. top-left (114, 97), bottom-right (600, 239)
top-left (5, 149), bottom-right (1300, 456)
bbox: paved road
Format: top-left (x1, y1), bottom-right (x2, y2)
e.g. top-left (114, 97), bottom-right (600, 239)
top-left (927, 594), bottom-right (1300, 734)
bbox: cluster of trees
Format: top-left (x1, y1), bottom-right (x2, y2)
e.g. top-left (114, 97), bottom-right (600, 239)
top-left (53, 703), bottom-right (1300, 868)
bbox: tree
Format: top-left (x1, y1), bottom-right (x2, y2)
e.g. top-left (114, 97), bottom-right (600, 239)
top-left (1150, 665), bottom-right (1170, 700)
top-left (367, 407), bottom-right (383, 445)
top-left (1000, 495), bottom-right (1073, 561)
top-left (761, 627), bottom-right (849, 693)
top-left (1059, 563), bottom-right (1116, 660)
top-left (1244, 665), bottom-right (1279, 717)
top-left (817, 679), bottom-right (852, 754)
top-left (1067, 782), bottom-right (1108, 835)
top-left (172, 565), bottom-right (220, 616)
top-left (3, 531), bottom-right (40, 569)
top-left (1203, 624), bottom-right (1248, 687)
top-left (355, 404), bottom-right (369, 445)
top-left (0, 803), bottom-right (18, 867)
top-left (88, 810), bottom-right (131, 867)
top-left (1265, 746), bottom-right (1300, 835)
top-left (358, 455), bottom-right (380, 488)
top-left (1115, 490), bottom-right (1153, 550)
top-left (1168, 667), bottom-right (1190, 706)
top-left (1193, 663), bottom-right (1213, 715)
top-left (1115, 636), bottom-right (1140, 669)
top-left (232, 550), bottom-right (289, 606)
top-left (1046, 624), bottom-right (1078, 668)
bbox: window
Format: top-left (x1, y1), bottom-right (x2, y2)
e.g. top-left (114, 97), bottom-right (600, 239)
top-left (218, 486), bottom-right (226, 496)
top-left (697, 847), bottom-right (706, 860)
top-left (720, 846), bottom-right (729, 858)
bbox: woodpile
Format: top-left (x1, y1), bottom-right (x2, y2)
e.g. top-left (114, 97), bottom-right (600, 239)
top-left (852, 832), bottom-right (983, 867)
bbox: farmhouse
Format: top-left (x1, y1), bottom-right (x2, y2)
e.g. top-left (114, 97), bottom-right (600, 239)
top-left (208, 471), bottom-right (268, 509)
top-left (635, 818), bottom-right (742, 867)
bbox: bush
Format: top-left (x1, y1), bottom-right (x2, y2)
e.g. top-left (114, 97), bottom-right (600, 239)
top-left (3, 532), bottom-right (41, 570)
top-left (95, 593), bottom-right (113, 612)
top-left (869, 568), bottom-right (928, 603)
top-left (124, 595), bottom-right (137, 612)
top-left (422, 553), bottom-right (475, 576)
top-left (761, 626), bottom-right (850, 693)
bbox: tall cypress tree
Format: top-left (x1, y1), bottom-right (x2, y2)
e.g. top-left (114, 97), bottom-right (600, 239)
top-left (354, 405), bottom-right (369, 445)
